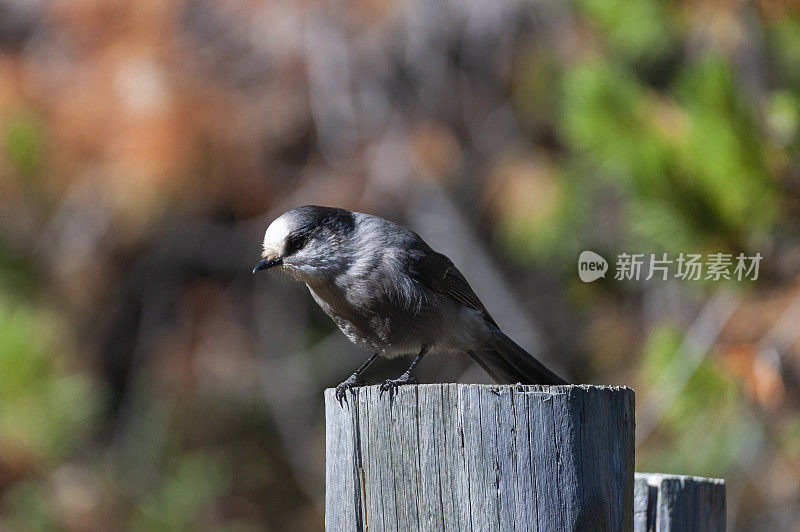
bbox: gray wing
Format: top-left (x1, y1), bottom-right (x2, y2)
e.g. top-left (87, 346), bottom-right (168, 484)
top-left (401, 234), bottom-right (568, 385)
top-left (406, 244), bottom-right (499, 328)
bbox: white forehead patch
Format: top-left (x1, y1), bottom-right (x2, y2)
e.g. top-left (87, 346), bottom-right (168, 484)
top-left (263, 215), bottom-right (291, 252)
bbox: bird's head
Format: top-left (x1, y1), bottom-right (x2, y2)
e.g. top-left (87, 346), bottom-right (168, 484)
top-left (253, 205), bottom-right (356, 282)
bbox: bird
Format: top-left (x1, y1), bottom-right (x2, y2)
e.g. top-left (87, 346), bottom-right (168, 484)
top-left (252, 205), bottom-right (568, 402)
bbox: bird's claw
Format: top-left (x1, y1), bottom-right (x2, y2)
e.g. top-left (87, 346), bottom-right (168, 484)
top-left (379, 372), bottom-right (416, 399)
top-left (335, 375), bottom-right (362, 406)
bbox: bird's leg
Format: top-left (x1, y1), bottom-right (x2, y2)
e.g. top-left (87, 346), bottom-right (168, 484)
top-left (380, 345), bottom-right (429, 397)
top-left (335, 352), bottom-right (379, 404)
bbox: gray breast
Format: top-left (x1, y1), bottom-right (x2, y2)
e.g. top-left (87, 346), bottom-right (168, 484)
top-left (306, 283), bottom-right (387, 351)
top-left (306, 275), bottom-right (446, 357)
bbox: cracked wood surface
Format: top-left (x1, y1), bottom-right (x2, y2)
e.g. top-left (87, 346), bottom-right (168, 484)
top-left (325, 384), bottom-right (635, 531)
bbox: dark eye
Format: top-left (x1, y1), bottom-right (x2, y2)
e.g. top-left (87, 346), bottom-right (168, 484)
top-left (285, 233), bottom-right (306, 255)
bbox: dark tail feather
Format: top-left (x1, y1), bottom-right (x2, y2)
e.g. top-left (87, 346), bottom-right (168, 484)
top-left (468, 326), bottom-right (568, 385)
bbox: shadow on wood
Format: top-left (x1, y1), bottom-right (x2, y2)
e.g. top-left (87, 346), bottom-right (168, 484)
top-left (325, 384), bottom-right (635, 531)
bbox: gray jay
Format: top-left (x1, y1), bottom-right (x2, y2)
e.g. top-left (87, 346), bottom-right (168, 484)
top-left (253, 205), bottom-right (567, 401)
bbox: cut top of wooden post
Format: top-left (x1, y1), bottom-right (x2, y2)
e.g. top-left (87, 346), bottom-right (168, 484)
top-left (325, 383), bottom-right (635, 531)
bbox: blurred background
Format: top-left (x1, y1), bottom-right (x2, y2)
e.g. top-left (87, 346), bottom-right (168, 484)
top-left (1, 0), bottom-right (799, 529)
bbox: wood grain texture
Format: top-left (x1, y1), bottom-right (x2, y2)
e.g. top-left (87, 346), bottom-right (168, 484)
top-left (325, 384), bottom-right (635, 531)
top-left (633, 473), bottom-right (725, 532)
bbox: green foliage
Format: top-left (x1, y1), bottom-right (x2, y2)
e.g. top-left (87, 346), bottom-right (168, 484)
top-left (560, 60), bottom-right (671, 187)
top-left (0, 295), bottom-right (102, 528)
top-left (766, 90), bottom-right (800, 148)
top-left (501, 0), bottom-right (788, 270)
top-left (130, 454), bottom-right (230, 531)
top-left (779, 417), bottom-right (800, 458)
top-left (766, 16), bottom-right (800, 87)
top-left (511, 46), bottom-right (561, 131)
top-left (639, 324), bottom-right (684, 384)
top-left (0, 480), bottom-right (56, 532)
top-left (637, 324), bottom-right (754, 477)
top-left (557, 56), bottom-right (777, 253)
top-left (577, 0), bottom-right (674, 63)
top-left (494, 164), bottom-right (589, 265)
top-left (0, 235), bottom-right (36, 299)
top-left (3, 110), bottom-right (45, 179)
top-left (0, 299), bottom-right (100, 463)
top-left (673, 57), bottom-right (776, 235)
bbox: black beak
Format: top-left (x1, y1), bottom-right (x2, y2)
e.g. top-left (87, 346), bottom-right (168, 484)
top-left (252, 257), bottom-right (282, 273)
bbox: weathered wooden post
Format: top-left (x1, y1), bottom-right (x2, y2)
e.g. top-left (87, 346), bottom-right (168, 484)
top-left (633, 473), bottom-right (725, 532)
top-left (325, 384), bottom-right (635, 531)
